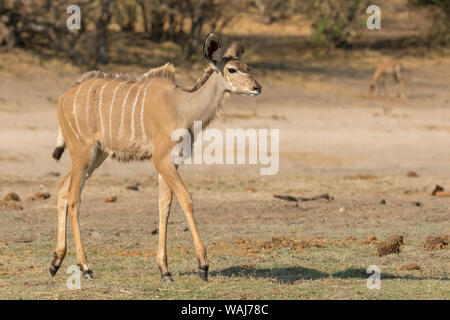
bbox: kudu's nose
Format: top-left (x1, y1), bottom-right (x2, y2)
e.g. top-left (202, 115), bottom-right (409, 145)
top-left (253, 84), bottom-right (262, 93)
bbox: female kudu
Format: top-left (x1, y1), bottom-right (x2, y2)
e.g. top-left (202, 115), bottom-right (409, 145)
top-left (49, 33), bottom-right (262, 281)
top-left (369, 59), bottom-right (406, 99)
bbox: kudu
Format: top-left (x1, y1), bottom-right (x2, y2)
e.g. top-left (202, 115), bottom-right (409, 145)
top-left (369, 59), bottom-right (406, 99)
top-left (49, 33), bottom-right (261, 281)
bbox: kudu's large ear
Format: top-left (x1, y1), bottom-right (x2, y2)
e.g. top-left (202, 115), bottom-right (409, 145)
top-left (203, 33), bottom-right (224, 69)
top-left (223, 41), bottom-right (244, 59)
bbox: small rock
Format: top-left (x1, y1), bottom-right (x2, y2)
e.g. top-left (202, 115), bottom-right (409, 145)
top-left (413, 201), bottom-right (421, 207)
top-left (89, 231), bottom-right (101, 239)
top-left (104, 196), bottom-right (117, 203)
top-left (245, 187), bottom-right (256, 193)
top-left (379, 199), bottom-right (386, 205)
top-left (3, 192), bottom-right (21, 202)
top-left (339, 207), bottom-right (345, 213)
top-left (398, 263), bottom-right (421, 271)
top-left (27, 192), bottom-right (51, 201)
top-left (126, 183), bottom-right (140, 191)
top-left (183, 227), bottom-right (189, 232)
top-left (377, 235), bottom-right (404, 257)
top-left (406, 171), bottom-right (419, 178)
top-left (150, 228), bottom-right (158, 235)
top-left (45, 171), bottom-right (60, 177)
top-left (424, 236), bottom-right (448, 251)
top-left (5, 202), bottom-right (23, 211)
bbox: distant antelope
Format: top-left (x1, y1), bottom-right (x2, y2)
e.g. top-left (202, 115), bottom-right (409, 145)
top-left (369, 59), bottom-right (405, 98)
top-left (49, 33), bottom-right (261, 281)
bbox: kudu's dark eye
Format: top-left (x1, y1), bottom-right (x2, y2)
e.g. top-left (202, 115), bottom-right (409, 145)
top-left (227, 68), bottom-right (236, 73)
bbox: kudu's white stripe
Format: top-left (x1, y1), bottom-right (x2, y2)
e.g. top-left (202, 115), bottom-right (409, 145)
top-left (98, 80), bottom-right (114, 139)
top-left (64, 108), bottom-right (80, 140)
top-left (60, 92), bottom-right (79, 140)
top-left (140, 83), bottom-right (150, 142)
top-left (119, 82), bottom-right (139, 137)
top-left (129, 83), bottom-right (146, 142)
top-left (85, 79), bottom-right (102, 135)
top-left (109, 82), bottom-right (126, 144)
top-left (72, 81), bottom-right (87, 137)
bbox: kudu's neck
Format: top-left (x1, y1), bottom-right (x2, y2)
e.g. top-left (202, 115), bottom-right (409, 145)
top-left (175, 71), bottom-right (228, 130)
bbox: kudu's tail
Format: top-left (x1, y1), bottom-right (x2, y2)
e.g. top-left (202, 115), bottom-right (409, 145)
top-left (52, 126), bottom-right (65, 161)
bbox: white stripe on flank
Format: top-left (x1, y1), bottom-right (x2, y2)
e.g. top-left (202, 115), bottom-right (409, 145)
top-left (65, 111), bottom-right (80, 140)
top-left (72, 81), bottom-right (86, 137)
top-left (119, 82), bottom-right (139, 137)
top-left (130, 83), bottom-right (146, 142)
top-left (109, 82), bottom-right (126, 144)
top-left (85, 79), bottom-right (101, 135)
top-left (98, 80), bottom-right (113, 139)
top-left (140, 83), bottom-right (150, 142)
top-left (60, 92), bottom-right (79, 140)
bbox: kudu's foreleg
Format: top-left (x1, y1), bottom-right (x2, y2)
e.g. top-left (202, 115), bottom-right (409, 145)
top-left (154, 156), bottom-right (208, 281)
top-left (156, 174), bottom-right (173, 281)
top-left (395, 70), bottom-right (406, 99)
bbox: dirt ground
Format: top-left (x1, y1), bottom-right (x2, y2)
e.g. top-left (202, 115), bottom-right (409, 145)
top-left (1, 0), bottom-right (450, 297)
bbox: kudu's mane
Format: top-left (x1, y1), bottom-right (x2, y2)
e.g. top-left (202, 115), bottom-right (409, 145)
top-left (76, 63), bottom-right (176, 85)
top-left (76, 63), bottom-right (215, 94)
top-left (182, 67), bottom-right (214, 92)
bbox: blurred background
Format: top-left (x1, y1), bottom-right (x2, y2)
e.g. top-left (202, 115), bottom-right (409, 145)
top-left (0, 0), bottom-right (449, 68)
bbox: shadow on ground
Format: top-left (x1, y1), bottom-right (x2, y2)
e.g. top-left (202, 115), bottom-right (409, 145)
top-left (211, 266), bottom-right (448, 284)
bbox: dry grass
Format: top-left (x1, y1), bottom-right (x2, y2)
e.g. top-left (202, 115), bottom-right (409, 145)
top-left (0, 174), bottom-right (448, 300)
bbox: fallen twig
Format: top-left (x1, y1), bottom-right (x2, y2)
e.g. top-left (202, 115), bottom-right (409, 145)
top-left (431, 185), bottom-right (450, 197)
top-left (119, 289), bottom-right (134, 295)
top-left (273, 194), bottom-right (298, 202)
top-left (274, 193), bottom-right (334, 202)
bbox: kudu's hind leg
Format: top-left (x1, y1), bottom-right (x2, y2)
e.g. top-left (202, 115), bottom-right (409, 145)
top-left (395, 71), bottom-right (406, 99)
top-left (49, 171), bottom-right (71, 277)
top-left (67, 148), bottom-right (108, 279)
top-left (399, 81), bottom-right (406, 99)
top-left (156, 174), bottom-right (173, 281)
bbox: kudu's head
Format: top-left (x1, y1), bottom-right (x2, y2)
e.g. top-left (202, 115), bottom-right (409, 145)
top-left (203, 33), bottom-right (262, 96)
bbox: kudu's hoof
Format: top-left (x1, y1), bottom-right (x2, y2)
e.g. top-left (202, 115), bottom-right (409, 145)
top-left (198, 269), bottom-right (208, 282)
top-left (49, 252), bottom-right (60, 277)
top-left (78, 264), bottom-right (94, 279)
top-left (160, 270), bottom-right (173, 282)
top-left (49, 264), bottom-right (59, 277)
top-left (162, 275), bottom-right (173, 282)
top-left (82, 269), bottom-right (94, 279)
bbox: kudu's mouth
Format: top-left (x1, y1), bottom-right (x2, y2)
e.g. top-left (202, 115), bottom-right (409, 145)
top-left (244, 84), bottom-right (262, 96)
